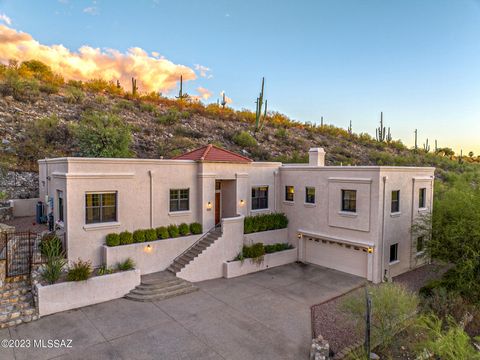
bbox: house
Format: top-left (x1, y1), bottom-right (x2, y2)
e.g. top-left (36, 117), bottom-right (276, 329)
top-left (38, 145), bottom-right (434, 283)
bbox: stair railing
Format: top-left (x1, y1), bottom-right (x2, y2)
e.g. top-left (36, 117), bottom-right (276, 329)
top-left (170, 225), bottom-right (221, 266)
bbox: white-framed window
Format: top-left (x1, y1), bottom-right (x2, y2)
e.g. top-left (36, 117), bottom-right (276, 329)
top-left (391, 190), bottom-right (400, 213)
top-left (252, 186), bottom-right (268, 210)
top-left (416, 236), bottom-right (425, 253)
top-left (389, 243), bottom-right (398, 263)
top-left (85, 192), bottom-right (117, 224)
top-left (305, 187), bottom-right (315, 204)
top-left (57, 190), bottom-right (64, 222)
top-left (419, 188), bottom-right (427, 208)
top-left (170, 189), bottom-right (190, 212)
top-left (341, 189), bottom-right (357, 212)
top-left (285, 186), bottom-right (294, 202)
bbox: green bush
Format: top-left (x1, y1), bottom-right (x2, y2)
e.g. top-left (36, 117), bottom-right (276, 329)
top-left (189, 222), bottom-right (202, 235)
top-left (244, 213), bottom-right (288, 234)
top-left (264, 243), bottom-right (293, 254)
top-left (156, 108), bottom-right (189, 125)
top-left (65, 85), bottom-right (85, 103)
top-left (156, 226), bottom-right (169, 239)
top-left (133, 229), bottom-right (146, 243)
top-left (41, 255), bottom-right (67, 284)
top-left (178, 223), bottom-right (189, 236)
top-left (167, 224), bottom-right (180, 238)
top-left (97, 265), bottom-right (114, 276)
top-left (242, 243), bottom-right (265, 259)
top-left (232, 131), bottom-right (257, 148)
top-left (144, 229), bottom-right (157, 242)
top-left (119, 231), bottom-right (133, 245)
top-left (117, 258), bottom-right (135, 271)
top-left (40, 233), bottom-right (64, 257)
top-left (66, 259), bottom-right (92, 281)
top-left (106, 233), bottom-right (120, 247)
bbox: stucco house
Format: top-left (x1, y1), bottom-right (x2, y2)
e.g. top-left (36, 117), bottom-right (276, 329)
top-left (38, 145), bottom-right (434, 284)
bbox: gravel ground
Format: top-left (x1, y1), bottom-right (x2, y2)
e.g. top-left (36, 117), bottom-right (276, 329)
top-left (311, 263), bottom-right (449, 354)
top-left (3, 216), bottom-right (48, 232)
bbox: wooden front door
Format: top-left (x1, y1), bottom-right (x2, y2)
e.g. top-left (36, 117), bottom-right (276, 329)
top-left (215, 192), bottom-right (221, 225)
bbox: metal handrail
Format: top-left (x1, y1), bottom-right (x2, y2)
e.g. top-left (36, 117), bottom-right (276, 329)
top-left (170, 224), bottom-right (222, 265)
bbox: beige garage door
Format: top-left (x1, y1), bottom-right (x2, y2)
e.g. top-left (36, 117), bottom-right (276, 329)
top-left (305, 238), bottom-right (368, 278)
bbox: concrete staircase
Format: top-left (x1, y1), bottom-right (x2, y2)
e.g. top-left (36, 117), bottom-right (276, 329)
top-left (167, 227), bottom-right (222, 274)
top-left (125, 271), bottom-right (198, 302)
top-left (0, 276), bottom-right (38, 328)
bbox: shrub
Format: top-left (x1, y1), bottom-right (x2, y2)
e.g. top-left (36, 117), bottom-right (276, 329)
top-left (156, 226), bottom-right (169, 239)
top-left (97, 265), bottom-right (114, 276)
top-left (167, 224), bottom-right (180, 238)
top-left (117, 258), bottom-right (135, 271)
top-left (65, 85), bottom-right (85, 103)
top-left (66, 259), bottom-right (92, 281)
top-left (41, 256), bottom-right (67, 285)
top-left (341, 283), bottom-right (419, 350)
top-left (119, 231), bottom-right (133, 245)
top-left (274, 128), bottom-right (288, 139)
top-left (244, 213), bottom-right (288, 234)
top-left (242, 243), bottom-right (265, 260)
top-left (264, 243), bottom-right (293, 254)
top-left (156, 108), bottom-right (189, 125)
top-left (115, 99), bottom-right (135, 110)
top-left (40, 233), bottom-right (64, 258)
top-left (139, 102), bottom-right (157, 113)
top-left (133, 229), bottom-right (146, 243)
top-left (232, 131), bottom-right (257, 148)
top-left (144, 228), bottom-right (157, 242)
top-left (189, 222), bottom-right (202, 235)
top-left (106, 233), bottom-right (120, 247)
top-left (178, 223), bottom-right (189, 236)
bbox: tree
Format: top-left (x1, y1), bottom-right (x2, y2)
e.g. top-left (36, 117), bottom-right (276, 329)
top-left (73, 111), bottom-right (133, 158)
top-left (468, 151), bottom-right (474, 158)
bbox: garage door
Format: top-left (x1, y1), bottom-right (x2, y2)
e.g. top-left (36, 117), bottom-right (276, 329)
top-left (305, 238), bottom-right (368, 278)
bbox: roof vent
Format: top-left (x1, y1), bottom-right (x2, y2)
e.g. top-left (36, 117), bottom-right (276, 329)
top-left (308, 148), bottom-right (325, 166)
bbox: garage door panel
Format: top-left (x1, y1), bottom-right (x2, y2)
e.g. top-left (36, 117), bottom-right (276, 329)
top-left (305, 240), bottom-right (367, 278)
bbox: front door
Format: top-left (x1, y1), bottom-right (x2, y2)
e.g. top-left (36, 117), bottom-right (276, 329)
top-left (215, 192), bottom-right (221, 225)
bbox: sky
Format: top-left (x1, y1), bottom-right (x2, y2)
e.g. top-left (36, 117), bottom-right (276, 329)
top-left (0, 0), bottom-right (479, 154)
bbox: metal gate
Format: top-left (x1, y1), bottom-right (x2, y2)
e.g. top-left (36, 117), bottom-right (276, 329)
top-left (3, 231), bottom-right (42, 278)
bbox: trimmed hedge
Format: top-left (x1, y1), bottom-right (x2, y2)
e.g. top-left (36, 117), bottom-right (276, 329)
top-left (167, 224), bottom-right (180, 238)
top-left (244, 213), bottom-right (288, 234)
top-left (133, 229), bottom-right (146, 243)
top-left (190, 222), bottom-right (202, 234)
top-left (236, 242), bottom-right (293, 260)
top-left (106, 233), bottom-right (120, 247)
top-left (119, 231), bottom-right (133, 245)
top-left (243, 243), bottom-right (265, 258)
top-left (156, 226), bottom-right (169, 239)
top-left (264, 243), bottom-right (293, 254)
top-left (145, 229), bottom-right (157, 242)
top-left (178, 223), bottom-right (189, 236)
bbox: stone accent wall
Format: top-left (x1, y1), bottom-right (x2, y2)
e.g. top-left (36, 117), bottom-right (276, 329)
top-left (310, 335), bottom-right (331, 359)
top-left (0, 171), bottom-right (39, 200)
top-left (0, 203), bottom-right (13, 222)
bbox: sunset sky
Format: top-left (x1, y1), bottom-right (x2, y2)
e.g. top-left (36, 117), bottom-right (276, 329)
top-left (1, 0), bottom-right (479, 154)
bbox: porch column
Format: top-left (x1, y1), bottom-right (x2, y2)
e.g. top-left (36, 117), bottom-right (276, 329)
top-left (198, 173), bottom-right (216, 231)
top-left (235, 173), bottom-right (249, 217)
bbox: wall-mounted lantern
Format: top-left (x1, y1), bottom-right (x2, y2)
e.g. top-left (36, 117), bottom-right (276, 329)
top-left (297, 233), bottom-right (302, 239)
top-left (207, 201), bottom-right (212, 211)
top-left (145, 244), bottom-right (152, 253)
top-left (367, 247), bottom-right (374, 254)
top-left (240, 199), bottom-right (245, 206)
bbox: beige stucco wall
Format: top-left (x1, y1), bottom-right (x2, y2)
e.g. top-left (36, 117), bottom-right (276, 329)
top-left (243, 228), bottom-right (288, 246)
top-left (9, 198), bottom-right (40, 217)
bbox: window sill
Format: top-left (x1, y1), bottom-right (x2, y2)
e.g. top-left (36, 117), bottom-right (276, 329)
top-left (168, 211), bottom-right (191, 217)
top-left (418, 208), bottom-right (429, 213)
top-left (83, 222), bottom-right (121, 231)
top-left (389, 260), bottom-right (400, 266)
top-left (338, 211), bottom-right (358, 218)
top-left (416, 251), bottom-right (425, 257)
top-left (250, 208), bottom-right (270, 214)
top-left (304, 203), bottom-right (316, 208)
top-left (282, 201), bottom-right (294, 206)
top-left (390, 212), bottom-right (402, 218)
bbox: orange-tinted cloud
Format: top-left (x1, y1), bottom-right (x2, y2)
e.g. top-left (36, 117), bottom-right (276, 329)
top-left (196, 86), bottom-right (212, 100)
top-left (0, 24), bottom-right (197, 93)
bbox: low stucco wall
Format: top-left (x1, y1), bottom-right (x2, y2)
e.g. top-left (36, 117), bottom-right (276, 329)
top-left (36, 269), bottom-right (140, 316)
top-left (223, 248), bottom-right (297, 278)
top-left (102, 234), bottom-right (202, 275)
top-left (9, 198), bottom-right (40, 218)
top-left (243, 228), bottom-right (288, 246)
top-left (178, 215), bottom-right (244, 282)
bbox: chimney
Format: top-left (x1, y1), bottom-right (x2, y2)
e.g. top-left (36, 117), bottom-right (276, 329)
top-left (309, 148), bottom-right (325, 166)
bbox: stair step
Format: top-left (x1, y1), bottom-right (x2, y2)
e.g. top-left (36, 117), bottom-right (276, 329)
top-left (137, 279), bottom-right (184, 291)
top-left (131, 283), bottom-right (192, 296)
top-left (125, 285), bottom-right (198, 302)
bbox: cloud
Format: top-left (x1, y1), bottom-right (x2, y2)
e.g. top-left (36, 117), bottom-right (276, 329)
top-left (220, 91), bottom-right (233, 104)
top-left (83, 6), bottom-right (99, 15)
top-left (194, 64), bottom-right (212, 78)
top-left (0, 24), bottom-right (197, 93)
top-left (196, 87), bottom-right (212, 100)
top-left (0, 14), bottom-right (12, 25)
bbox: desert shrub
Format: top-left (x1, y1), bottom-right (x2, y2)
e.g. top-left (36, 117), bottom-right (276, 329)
top-left (117, 258), bottom-right (135, 271)
top-left (274, 128), bottom-right (288, 139)
top-left (139, 102), bottom-right (157, 114)
top-left (156, 108), bottom-right (189, 125)
top-left (244, 213), bottom-right (288, 234)
top-left (167, 224), bottom-right (179, 238)
top-left (66, 259), bottom-right (92, 281)
top-left (41, 256), bottom-right (67, 285)
top-left (67, 79), bottom-right (83, 89)
top-left (105, 233), bottom-right (120, 247)
top-left (144, 228), bottom-right (157, 242)
top-left (0, 70), bottom-right (40, 102)
top-left (65, 85), bottom-right (85, 103)
top-left (84, 78), bottom-right (121, 95)
top-left (232, 131), bottom-right (257, 148)
top-left (73, 111), bottom-right (132, 158)
top-left (119, 231), bottom-right (133, 245)
top-left (189, 222), bottom-right (202, 235)
top-left (178, 223), bottom-right (189, 236)
top-left (133, 229), bottom-right (146, 243)
top-left (341, 283), bottom-right (419, 350)
top-left (115, 99), bottom-right (135, 111)
top-left (97, 265), bottom-right (114, 276)
top-left (40, 233), bottom-right (64, 257)
top-left (156, 226), bottom-right (169, 239)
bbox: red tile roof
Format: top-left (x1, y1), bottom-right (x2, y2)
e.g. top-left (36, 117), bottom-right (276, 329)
top-left (173, 144), bottom-right (252, 163)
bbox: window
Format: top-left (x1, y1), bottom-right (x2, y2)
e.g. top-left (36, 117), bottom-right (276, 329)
top-left (305, 187), bottom-right (316, 204)
top-left (252, 186), bottom-right (268, 210)
top-left (389, 243), bottom-right (398, 263)
top-left (57, 190), bottom-right (64, 222)
top-left (85, 192), bottom-right (117, 224)
top-left (417, 236), bottom-right (424, 253)
top-left (341, 190), bottom-right (357, 212)
top-left (391, 190), bottom-right (400, 213)
top-left (170, 189), bottom-right (190, 212)
top-left (285, 186), bottom-right (294, 202)
top-left (419, 188), bottom-right (427, 208)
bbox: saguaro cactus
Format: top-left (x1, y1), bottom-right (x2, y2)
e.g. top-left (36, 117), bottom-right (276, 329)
top-left (321, 116), bottom-right (324, 127)
top-left (116, 80), bottom-right (121, 89)
top-left (435, 139), bottom-right (438, 153)
top-left (254, 77), bottom-right (268, 132)
top-left (348, 120), bottom-right (353, 135)
top-left (423, 138), bottom-right (430, 152)
top-left (131, 77), bottom-right (138, 96)
top-left (414, 129), bottom-right (418, 151)
top-left (220, 92), bottom-right (227, 109)
top-left (176, 75), bottom-right (189, 100)
top-left (375, 112), bottom-right (391, 142)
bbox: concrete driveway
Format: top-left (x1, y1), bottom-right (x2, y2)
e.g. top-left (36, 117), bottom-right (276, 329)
top-left (0, 263), bottom-right (365, 360)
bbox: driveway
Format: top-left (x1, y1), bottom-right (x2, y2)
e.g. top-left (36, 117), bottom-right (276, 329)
top-left (0, 263), bottom-right (365, 360)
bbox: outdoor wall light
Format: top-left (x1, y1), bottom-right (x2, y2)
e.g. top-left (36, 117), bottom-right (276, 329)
top-left (145, 244), bottom-right (152, 253)
top-left (297, 233), bottom-right (302, 239)
top-left (207, 201), bottom-right (212, 210)
top-left (240, 199), bottom-right (245, 206)
top-left (368, 247), bottom-right (374, 254)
